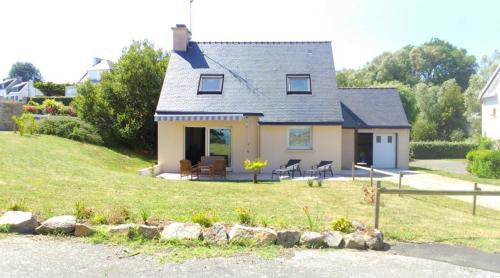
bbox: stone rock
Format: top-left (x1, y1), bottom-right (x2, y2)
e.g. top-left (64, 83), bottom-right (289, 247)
top-left (202, 223), bottom-right (228, 244)
top-left (276, 230), bottom-right (300, 248)
top-left (139, 225), bottom-right (162, 239)
top-left (323, 231), bottom-right (344, 248)
top-left (300, 231), bottom-right (327, 248)
top-left (352, 220), bottom-right (366, 232)
top-left (228, 225), bottom-right (277, 245)
top-left (108, 224), bottom-right (136, 234)
top-left (0, 211), bottom-right (38, 234)
top-left (35, 215), bottom-right (76, 235)
top-left (161, 222), bottom-right (201, 240)
top-left (364, 229), bottom-right (385, 250)
top-left (74, 223), bottom-right (95, 237)
top-left (344, 232), bottom-right (367, 250)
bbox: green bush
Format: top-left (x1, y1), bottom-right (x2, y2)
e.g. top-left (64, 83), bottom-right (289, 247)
top-left (235, 207), bottom-right (253, 225)
top-left (191, 212), bottom-right (213, 228)
top-left (29, 96), bottom-right (73, 106)
top-left (410, 141), bottom-right (477, 159)
top-left (33, 81), bottom-right (67, 96)
top-left (37, 116), bottom-right (103, 145)
top-left (331, 217), bottom-right (354, 233)
top-left (466, 150), bottom-right (500, 178)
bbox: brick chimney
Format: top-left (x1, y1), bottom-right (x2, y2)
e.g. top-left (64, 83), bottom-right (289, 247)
top-left (171, 24), bottom-right (191, 52)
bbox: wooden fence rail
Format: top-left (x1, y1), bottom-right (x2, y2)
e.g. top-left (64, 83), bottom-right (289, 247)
top-left (374, 181), bottom-right (500, 229)
top-left (351, 162), bottom-right (404, 190)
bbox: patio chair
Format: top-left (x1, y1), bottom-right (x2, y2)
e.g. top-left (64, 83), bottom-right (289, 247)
top-left (179, 160), bottom-right (197, 180)
top-left (305, 161), bottom-right (334, 178)
top-left (271, 159), bottom-right (302, 180)
top-left (212, 159), bottom-right (227, 179)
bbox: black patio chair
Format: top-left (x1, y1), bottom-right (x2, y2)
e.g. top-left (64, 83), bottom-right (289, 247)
top-left (271, 159), bottom-right (302, 180)
top-left (305, 161), bottom-right (334, 178)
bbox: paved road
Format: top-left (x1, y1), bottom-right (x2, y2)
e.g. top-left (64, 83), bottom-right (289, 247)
top-left (0, 235), bottom-right (498, 278)
top-left (411, 159), bottom-right (469, 175)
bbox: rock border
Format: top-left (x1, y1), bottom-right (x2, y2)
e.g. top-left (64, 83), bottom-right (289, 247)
top-left (0, 211), bottom-right (386, 250)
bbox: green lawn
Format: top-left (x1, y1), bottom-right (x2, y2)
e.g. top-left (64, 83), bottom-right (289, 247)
top-left (1, 132), bottom-right (500, 252)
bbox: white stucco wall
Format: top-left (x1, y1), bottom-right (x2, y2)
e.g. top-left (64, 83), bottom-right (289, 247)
top-left (482, 96), bottom-right (500, 140)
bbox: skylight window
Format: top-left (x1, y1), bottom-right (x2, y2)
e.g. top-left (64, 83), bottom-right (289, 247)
top-left (198, 74), bottom-right (224, 94)
top-left (287, 74), bottom-right (311, 94)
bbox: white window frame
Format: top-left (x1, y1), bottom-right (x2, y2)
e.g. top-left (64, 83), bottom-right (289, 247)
top-left (287, 126), bottom-right (313, 150)
top-left (198, 74), bottom-right (224, 94)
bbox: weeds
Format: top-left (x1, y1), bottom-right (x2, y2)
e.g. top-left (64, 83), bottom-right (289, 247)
top-left (307, 180), bottom-right (314, 187)
top-left (235, 208), bottom-right (253, 225)
top-left (138, 209), bottom-right (150, 224)
top-left (90, 213), bottom-right (108, 225)
top-left (0, 224), bottom-right (10, 233)
top-left (191, 211), bottom-right (214, 228)
top-left (108, 207), bottom-right (131, 224)
top-left (7, 200), bottom-right (27, 211)
top-left (303, 206), bottom-right (315, 231)
top-left (74, 201), bottom-right (94, 220)
top-left (331, 217), bottom-right (354, 233)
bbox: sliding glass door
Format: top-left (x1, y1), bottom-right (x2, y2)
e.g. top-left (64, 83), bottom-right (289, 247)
top-left (208, 128), bottom-right (231, 166)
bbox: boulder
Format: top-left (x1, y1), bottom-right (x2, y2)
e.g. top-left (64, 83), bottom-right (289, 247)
top-left (228, 225), bottom-right (277, 245)
top-left (108, 224), bottom-right (136, 234)
top-left (202, 223), bottom-right (228, 244)
top-left (35, 215), bottom-right (76, 235)
top-left (139, 225), bottom-right (162, 239)
top-left (161, 222), bottom-right (201, 240)
top-left (276, 230), bottom-right (300, 248)
top-left (344, 232), bottom-right (367, 250)
top-left (0, 211), bottom-right (38, 234)
top-left (364, 229), bottom-right (384, 250)
top-left (300, 231), bottom-right (327, 248)
top-left (74, 223), bottom-right (95, 237)
top-left (351, 220), bottom-right (366, 232)
top-left (323, 231), bottom-right (344, 248)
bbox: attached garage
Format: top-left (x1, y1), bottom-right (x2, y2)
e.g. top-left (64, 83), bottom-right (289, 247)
top-left (339, 88), bottom-right (410, 170)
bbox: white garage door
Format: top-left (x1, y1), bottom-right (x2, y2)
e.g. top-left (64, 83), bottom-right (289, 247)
top-left (373, 134), bottom-right (396, 168)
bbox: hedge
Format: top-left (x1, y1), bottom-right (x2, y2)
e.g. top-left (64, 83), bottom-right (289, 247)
top-left (37, 116), bottom-right (103, 145)
top-left (410, 141), bottom-right (478, 159)
top-left (466, 150), bottom-right (500, 178)
top-left (28, 96), bottom-right (74, 106)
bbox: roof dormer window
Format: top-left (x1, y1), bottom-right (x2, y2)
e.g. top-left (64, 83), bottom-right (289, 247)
top-left (198, 74), bottom-right (224, 94)
top-left (287, 74), bottom-right (311, 94)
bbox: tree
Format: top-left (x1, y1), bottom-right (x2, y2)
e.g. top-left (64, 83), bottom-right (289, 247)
top-left (8, 62), bottom-right (43, 82)
top-left (479, 50), bottom-right (500, 79)
top-left (74, 40), bottom-right (169, 149)
top-left (464, 74), bottom-right (486, 134)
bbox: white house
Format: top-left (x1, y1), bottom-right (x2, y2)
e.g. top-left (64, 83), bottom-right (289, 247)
top-left (65, 58), bottom-right (114, 97)
top-left (480, 65), bottom-right (500, 141)
top-left (0, 78), bottom-right (43, 102)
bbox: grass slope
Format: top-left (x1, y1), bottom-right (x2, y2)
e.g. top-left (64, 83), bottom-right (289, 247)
top-left (1, 132), bottom-right (500, 252)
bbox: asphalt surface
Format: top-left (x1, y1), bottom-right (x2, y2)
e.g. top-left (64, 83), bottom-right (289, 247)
top-left (411, 159), bottom-right (469, 175)
top-left (0, 235), bottom-right (499, 277)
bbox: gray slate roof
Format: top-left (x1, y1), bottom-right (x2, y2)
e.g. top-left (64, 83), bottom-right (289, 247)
top-left (156, 41), bottom-right (343, 124)
top-left (339, 88), bottom-right (410, 128)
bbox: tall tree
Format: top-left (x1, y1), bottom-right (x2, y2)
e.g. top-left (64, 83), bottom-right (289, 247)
top-left (74, 40), bottom-right (169, 149)
top-left (8, 62), bottom-right (43, 82)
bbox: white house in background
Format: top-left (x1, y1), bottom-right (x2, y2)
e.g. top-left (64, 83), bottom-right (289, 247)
top-left (65, 58), bottom-right (114, 97)
top-left (0, 78), bottom-right (43, 102)
top-left (480, 65), bottom-right (500, 141)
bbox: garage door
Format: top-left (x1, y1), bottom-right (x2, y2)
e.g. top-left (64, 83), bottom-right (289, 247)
top-left (373, 134), bottom-right (396, 168)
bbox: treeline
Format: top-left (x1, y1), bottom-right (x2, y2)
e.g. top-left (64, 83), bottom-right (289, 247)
top-left (337, 38), bottom-right (500, 141)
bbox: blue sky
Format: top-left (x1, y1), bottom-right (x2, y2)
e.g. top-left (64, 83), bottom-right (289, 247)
top-left (0, 0), bottom-right (498, 83)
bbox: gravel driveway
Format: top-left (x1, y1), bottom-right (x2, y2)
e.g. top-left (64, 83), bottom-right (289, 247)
top-left (0, 235), bottom-right (498, 278)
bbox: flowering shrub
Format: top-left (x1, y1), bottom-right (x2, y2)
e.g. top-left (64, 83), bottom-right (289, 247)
top-left (62, 106), bottom-right (76, 117)
top-left (243, 159), bottom-right (268, 183)
top-left (331, 217), bottom-right (354, 233)
top-left (42, 99), bottom-right (64, 115)
top-left (23, 100), bottom-right (76, 117)
top-left (23, 105), bottom-right (42, 114)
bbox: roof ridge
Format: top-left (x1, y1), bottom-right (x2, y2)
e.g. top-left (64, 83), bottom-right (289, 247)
top-left (192, 41), bottom-right (331, 44)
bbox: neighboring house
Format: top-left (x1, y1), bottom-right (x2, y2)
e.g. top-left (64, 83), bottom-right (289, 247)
top-left (480, 65), bottom-right (500, 141)
top-left (155, 24), bottom-right (410, 174)
top-left (65, 58), bottom-right (114, 97)
top-left (0, 77), bottom-right (43, 102)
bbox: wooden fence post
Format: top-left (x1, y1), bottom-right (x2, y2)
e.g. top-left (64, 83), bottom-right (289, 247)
top-left (398, 172), bottom-right (403, 197)
top-left (352, 162), bottom-right (355, 181)
top-left (370, 166), bottom-right (373, 187)
top-left (472, 183), bottom-right (478, 216)
top-left (374, 181), bottom-right (381, 229)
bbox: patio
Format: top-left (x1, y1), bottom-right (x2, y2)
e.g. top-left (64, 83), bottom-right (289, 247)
top-left (157, 169), bottom-right (414, 181)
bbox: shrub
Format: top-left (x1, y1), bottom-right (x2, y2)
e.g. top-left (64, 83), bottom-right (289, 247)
top-left (42, 99), bottom-right (64, 115)
top-left (235, 207), bottom-right (253, 225)
top-left (410, 141), bottom-right (477, 159)
top-left (316, 180), bottom-right (323, 187)
top-left (23, 105), bottom-right (42, 114)
top-left (466, 150), bottom-right (500, 178)
top-left (191, 212), bottom-right (213, 228)
top-left (37, 116), bottom-right (103, 145)
top-left (90, 213), bottom-right (108, 225)
top-left (33, 81), bottom-right (67, 96)
top-left (7, 200), bottom-right (27, 211)
top-left (307, 180), bottom-right (313, 187)
top-left (243, 159), bottom-right (268, 183)
top-left (331, 217), bottom-right (354, 233)
top-left (11, 113), bottom-right (37, 136)
top-left (74, 201), bottom-right (94, 220)
top-left (362, 185), bottom-right (377, 205)
top-left (29, 96), bottom-right (73, 106)
top-left (108, 207), bottom-right (131, 224)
